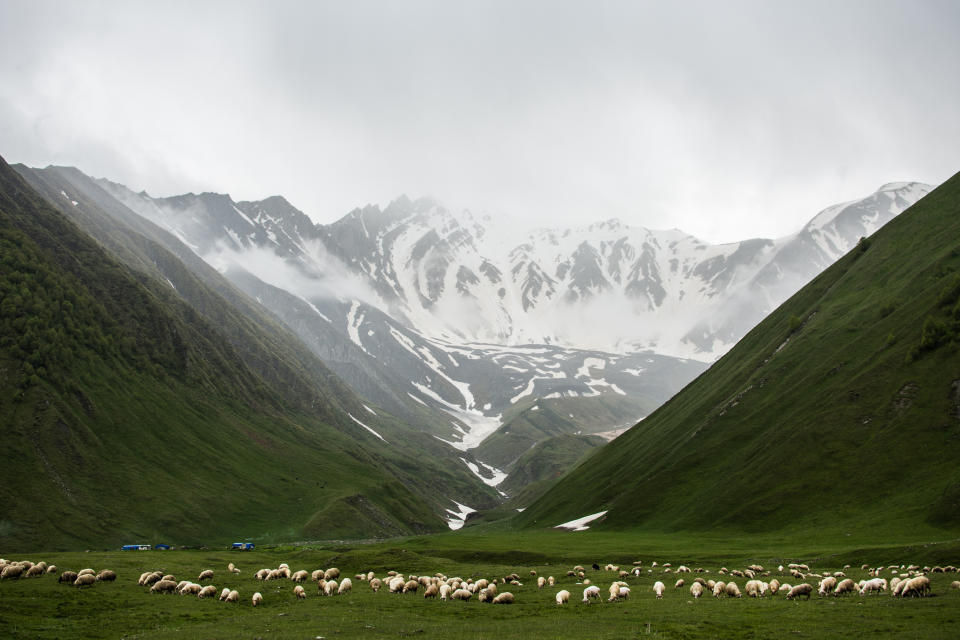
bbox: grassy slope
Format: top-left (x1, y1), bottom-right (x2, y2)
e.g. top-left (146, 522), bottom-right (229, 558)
top-left (515, 172), bottom-right (960, 540)
top-left (0, 156), bottom-right (459, 550)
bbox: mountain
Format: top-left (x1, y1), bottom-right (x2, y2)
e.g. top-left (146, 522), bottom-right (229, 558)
top-left (0, 154), bottom-right (504, 551)
top-left (513, 171), bottom-right (960, 539)
top-left (82, 174), bottom-right (930, 506)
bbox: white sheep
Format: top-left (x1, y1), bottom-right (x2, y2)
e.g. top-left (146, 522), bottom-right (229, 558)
top-left (493, 592), bottom-right (514, 604)
top-left (292, 570), bottom-right (309, 583)
top-left (311, 569), bottom-right (324, 582)
top-left (833, 579), bottom-right (856, 596)
top-left (180, 583), bottom-right (201, 595)
top-left (725, 582), bottom-right (742, 598)
top-left (651, 581), bottom-right (664, 598)
top-left (582, 585), bottom-right (601, 603)
top-left (556, 589), bottom-right (570, 604)
top-left (674, 578), bottom-right (685, 589)
top-left (198, 570), bottom-right (214, 582)
top-left (690, 582), bottom-right (703, 598)
top-left (389, 577), bottom-right (405, 593)
top-left (338, 577), bottom-right (352, 594)
top-left (225, 590), bottom-right (239, 603)
top-left (786, 583), bottom-right (813, 600)
top-left (370, 578), bottom-right (382, 592)
top-left (252, 591), bottom-right (263, 606)
top-left (294, 585), bottom-right (306, 599)
top-left (452, 588), bottom-right (472, 600)
top-left (219, 587), bottom-right (231, 601)
top-left (228, 562), bottom-right (240, 574)
top-left (712, 581), bottom-right (726, 598)
top-left (439, 584), bottom-right (452, 600)
top-left (198, 585), bottom-right (218, 599)
top-left (537, 576), bottom-right (546, 589)
top-left (818, 576), bottom-right (837, 596)
top-left (324, 568), bottom-right (340, 581)
top-left (324, 579), bottom-right (339, 596)
top-left (424, 584), bottom-right (439, 599)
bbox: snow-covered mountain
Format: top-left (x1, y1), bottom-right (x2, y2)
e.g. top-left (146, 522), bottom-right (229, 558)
top-left (96, 177), bottom-right (931, 497)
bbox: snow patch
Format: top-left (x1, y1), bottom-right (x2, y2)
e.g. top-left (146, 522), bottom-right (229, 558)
top-left (554, 510), bottom-right (609, 531)
top-left (348, 413), bottom-right (387, 443)
top-left (444, 500), bottom-right (476, 530)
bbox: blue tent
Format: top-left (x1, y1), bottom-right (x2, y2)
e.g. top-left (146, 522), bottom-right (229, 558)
top-left (154, 544), bottom-right (171, 550)
top-left (231, 542), bottom-right (254, 550)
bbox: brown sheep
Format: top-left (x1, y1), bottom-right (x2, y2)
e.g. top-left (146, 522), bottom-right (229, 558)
top-left (786, 583), bottom-right (813, 600)
top-left (59, 571), bottom-right (79, 584)
top-left (151, 579), bottom-right (177, 594)
top-left (74, 574), bottom-right (97, 587)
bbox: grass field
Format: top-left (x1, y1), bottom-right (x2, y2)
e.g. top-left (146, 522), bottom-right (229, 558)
top-left (2, 531), bottom-right (959, 639)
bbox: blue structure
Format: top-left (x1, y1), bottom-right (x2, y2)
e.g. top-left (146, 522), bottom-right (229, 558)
top-left (232, 542), bottom-right (255, 550)
top-left (154, 544), bottom-right (171, 550)
top-left (121, 544), bottom-right (151, 551)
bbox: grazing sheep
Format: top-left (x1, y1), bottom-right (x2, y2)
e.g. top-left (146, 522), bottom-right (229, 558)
top-left (225, 590), bottom-right (240, 603)
top-left (608, 582), bottom-right (622, 601)
top-left (556, 589), bottom-right (571, 604)
top-left (162, 574), bottom-right (175, 582)
top-left (403, 580), bottom-right (419, 594)
top-left (859, 578), bottom-right (886, 595)
top-left (180, 583), bottom-right (201, 596)
top-left (713, 581), bottom-right (726, 598)
top-left (294, 585), bottom-right (306, 599)
top-left (292, 570), bottom-right (309, 583)
top-left (653, 581), bottom-right (666, 598)
top-left (389, 577), bottom-right (405, 593)
top-left (219, 587), bottom-right (231, 601)
top-left (311, 569), bottom-right (324, 582)
top-left (424, 584), bottom-right (439, 599)
top-left (548, 576), bottom-right (556, 586)
top-left (478, 588), bottom-right (492, 603)
top-left (95, 569), bottom-right (116, 582)
top-left (25, 565), bottom-right (45, 578)
top-left (582, 585), bottom-right (602, 603)
top-left (818, 577), bottom-right (837, 597)
top-left (324, 568), bottom-right (340, 581)
top-left (151, 580), bottom-right (177, 594)
top-left (198, 585), bottom-right (218, 599)
top-left (338, 578), bottom-right (352, 594)
top-left (675, 578), bottom-right (685, 589)
top-left (370, 578), bottom-right (382, 592)
top-left (2, 564), bottom-right (25, 579)
top-left (690, 582), bottom-right (704, 598)
top-left (786, 583), bottom-right (813, 600)
top-left (78, 569), bottom-right (95, 577)
top-left (493, 592), bottom-right (515, 604)
top-left (198, 570), bottom-right (214, 582)
top-left (74, 574), bottom-right (97, 587)
top-left (537, 576), bottom-right (546, 589)
top-left (452, 588), bottom-right (472, 601)
top-left (951, 581), bottom-right (960, 590)
top-left (439, 584), bottom-right (452, 601)
top-left (900, 576), bottom-right (930, 598)
top-left (60, 571), bottom-right (79, 584)
top-left (228, 562), bottom-right (240, 574)
top-left (253, 591), bottom-right (263, 606)
top-left (745, 580), bottom-right (763, 598)
top-left (725, 582), bottom-right (742, 598)
top-left (324, 580), bottom-right (339, 596)
top-left (769, 579), bottom-right (781, 595)
top-left (833, 579), bottom-right (856, 596)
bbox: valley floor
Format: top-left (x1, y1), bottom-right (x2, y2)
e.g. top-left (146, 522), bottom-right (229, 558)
top-left (2, 531), bottom-right (960, 638)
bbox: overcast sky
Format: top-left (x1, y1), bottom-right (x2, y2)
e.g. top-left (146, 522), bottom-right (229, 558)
top-left (1, 0), bottom-right (958, 243)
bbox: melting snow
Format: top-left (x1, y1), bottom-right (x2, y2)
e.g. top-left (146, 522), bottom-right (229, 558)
top-left (554, 510), bottom-right (609, 531)
top-left (444, 500), bottom-right (476, 530)
top-left (348, 413), bottom-right (387, 443)
top-left (363, 404), bottom-right (377, 416)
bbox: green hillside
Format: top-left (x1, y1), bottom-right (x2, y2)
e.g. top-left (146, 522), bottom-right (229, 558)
top-left (515, 171), bottom-right (960, 539)
top-left (0, 155), bottom-right (489, 551)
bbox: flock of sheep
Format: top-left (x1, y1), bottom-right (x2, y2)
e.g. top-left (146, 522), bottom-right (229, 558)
top-left (3, 555), bottom-right (959, 611)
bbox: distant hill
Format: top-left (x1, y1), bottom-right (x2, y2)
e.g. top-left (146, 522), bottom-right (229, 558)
top-left (0, 155), bottom-right (498, 551)
top-left (515, 171), bottom-right (960, 540)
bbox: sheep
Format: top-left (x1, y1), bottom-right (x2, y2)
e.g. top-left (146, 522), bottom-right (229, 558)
top-left (389, 577), bottom-right (405, 593)
top-left (818, 577), bottom-right (837, 596)
top-left (219, 587), bottom-right (231, 601)
top-left (608, 582), bottom-right (622, 601)
top-left (25, 564), bottom-right (46, 578)
top-left (338, 578), bottom-right (353, 594)
top-left (653, 581), bottom-right (666, 598)
top-left (176, 580), bottom-right (190, 592)
top-left (198, 585), bottom-right (218, 599)
top-left (439, 584), bottom-right (452, 601)
top-left (706, 579), bottom-right (716, 589)
top-left (77, 569), bottom-right (96, 577)
top-left (725, 582), bottom-right (742, 598)
top-left (2, 564), bottom-right (24, 580)
top-left (60, 571), bottom-right (79, 584)
top-left (370, 578), bottom-right (382, 592)
top-left (403, 580), bottom-right (419, 594)
top-left (548, 576), bottom-right (556, 586)
top-left (582, 585), bottom-right (602, 603)
top-left (151, 580), bottom-right (177, 594)
top-left (181, 583), bottom-right (201, 596)
top-left (225, 590), bottom-right (240, 603)
top-left (253, 591), bottom-right (263, 606)
top-left (713, 581), bottom-right (726, 598)
top-left (292, 570), bottom-right (309, 583)
top-left (424, 584), bottom-right (439, 599)
top-left (556, 589), bottom-right (571, 604)
top-left (493, 592), bottom-right (515, 604)
top-left (745, 580), bottom-right (763, 598)
top-left (951, 581), bottom-right (960, 590)
top-left (769, 579), bottom-right (781, 595)
top-left (786, 583), bottom-right (813, 600)
top-left (74, 574), bottom-right (97, 587)
top-left (675, 578), bottom-right (685, 589)
top-left (859, 578), bottom-right (886, 595)
top-left (537, 576), bottom-right (546, 589)
top-left (900, 576), bottom-right (930, 598)
top-left (690, 582), bottom-right (703, 598)
top-left (324, 568), bottom-right (340, 581)
top-left (311, 569), bottom-right (324, 582)
top-left (833, 579), bottom-right (856, 596)
top-left (198, 569), bottom-right (214, 582)
top-left (228, 562), bottom-right (240, 574)
top-left (452, 588), bottom-right (472, 601)
top-left (324, 580), bottom-right (339, 596)
top-left (294, 585), bottom-right (306, 599)
top-left (478, 588), bottom-right (492, 603)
